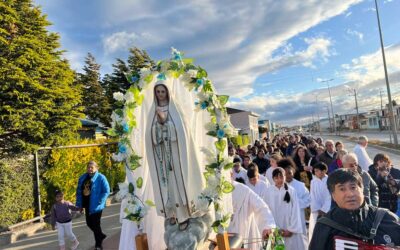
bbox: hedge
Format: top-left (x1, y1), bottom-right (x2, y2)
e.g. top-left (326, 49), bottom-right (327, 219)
top-left (0, 156), bottom-right (35, 231)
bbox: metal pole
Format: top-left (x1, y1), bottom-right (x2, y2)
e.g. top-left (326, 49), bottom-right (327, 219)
top-left (34, 151), bottom-right (41, 217)
top-left (354, 89), bottom-right (360, 133)
top-left (316, 96), bottom-right (322, 136)
top-left (326, 105), bottom-right (331, 133)
top-left (380, 89), bottom-right (383, 130)
top-left (321, 79), bottom-right (336, 134)
top-left (375, 0), bottom-right (398, 145)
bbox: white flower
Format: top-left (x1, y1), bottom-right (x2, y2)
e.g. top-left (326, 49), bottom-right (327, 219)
top-left (202, 187), bottom-right (218, 199)
top-left (201, 147), bottom-right (217, 164)
top-left (139, 67), bottom-right (151, 78)
top-left (207, 175), bottom-right (220, 189)
top-left (195, 196), bottom-right (210, 212)
top-left (113, 92), bottom-right (124, 101)
top-left (204, 122), bottom-right (217, 131)
top-left (124, 91), bottom-right (134, 103)
top-left (187, 69), bottom-right (198, 78)
top-left (112, 152), bottom-right (127, 162)
top-left (115, 182), bottom-right (129, 201)
top-left (196, 92), bottom-right (210, 103)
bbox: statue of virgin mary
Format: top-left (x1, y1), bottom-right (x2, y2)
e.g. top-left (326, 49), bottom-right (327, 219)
top-left (146, 81), bottom-right (205, 228)
top-left (125, 76), bottom-right (219, 249)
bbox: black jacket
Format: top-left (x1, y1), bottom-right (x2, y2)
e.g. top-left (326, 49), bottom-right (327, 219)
top-left (309, 203), bottom-right (400, 250)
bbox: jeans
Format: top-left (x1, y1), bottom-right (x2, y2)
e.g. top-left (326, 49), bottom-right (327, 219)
top-left (85, 210), bottom-right (106, 247)
top-left (56, 221), bottom-right (77, 246)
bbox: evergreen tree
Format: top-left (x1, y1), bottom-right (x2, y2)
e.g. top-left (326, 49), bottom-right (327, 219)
top-left (79, 53), bottom-right (110, 126)
top-left (0, 0), bottom-right (83, 154)
top-left (102, 47), bottom-right (155, 111)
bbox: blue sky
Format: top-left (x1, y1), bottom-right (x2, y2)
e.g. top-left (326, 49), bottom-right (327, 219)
top-left (34, 0), bottom-right (400, 125)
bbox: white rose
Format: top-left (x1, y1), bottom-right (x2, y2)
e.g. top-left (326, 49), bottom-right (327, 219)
top-left (139, 67), bottom-right (151, 78)
top-left (113, 92), bottom-right (124, 101)
top-left (195, 197), bottom-right (210, 211)
top-left (187, 69), bottom-right (198, 78)
top-left (204, 122), bottom-right (217, 131)
top-left (207, 175), bottom-right (220, 189)
top-left (124, 91), bottom-right (134, 103)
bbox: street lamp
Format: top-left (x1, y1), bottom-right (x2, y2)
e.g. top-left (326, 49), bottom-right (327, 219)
top-left (313, 93), bottom-right (322, 136)
top-left (344, 85), bottom-right (360, 133)
top-left (374, 0), bottom-right (398, 145)
top-left (319, 78), bottom-right (336, 134)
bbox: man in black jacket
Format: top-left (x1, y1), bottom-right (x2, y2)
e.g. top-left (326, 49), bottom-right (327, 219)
top-left (309, 169), bottom-right (400, 250)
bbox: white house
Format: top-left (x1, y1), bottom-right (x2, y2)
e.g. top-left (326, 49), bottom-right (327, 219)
top-left (227, 107), bottom-right (260, 144)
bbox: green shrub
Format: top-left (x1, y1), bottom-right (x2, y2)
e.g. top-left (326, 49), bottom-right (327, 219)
top-left (0, 156), bottom-right (35, 230)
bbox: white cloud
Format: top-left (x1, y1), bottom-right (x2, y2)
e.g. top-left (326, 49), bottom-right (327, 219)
top-left (228, 43), bottom-right (400, 125)
top-left (346, 29), bottom-right (364, 42)
top-left (95, 0), bottom-right (362, 96)
top-left (345, 11), bottom-right (353, 17)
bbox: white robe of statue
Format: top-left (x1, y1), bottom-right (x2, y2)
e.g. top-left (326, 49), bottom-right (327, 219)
top-left (148, 83), bottom-right (201, 222)
top-left (119, 76), bottom-right (232, 250)
top-left (309, 175), bottom-right (331, 242)
top-left (119, 198), bottom-right (137, 250)
top-left (287, 179), bottom-right (310, 236)
top-left (265, 184), bottom-right (308, 250)
top-left (228, 182), bottom-right (276, 250)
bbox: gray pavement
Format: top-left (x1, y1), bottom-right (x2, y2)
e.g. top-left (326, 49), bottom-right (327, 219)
top-left (335, 130), bottom-right (400, 144)
top-left (1, 202), bottom-right (122, 250)
top-left (319, 133), bottom-right (400, 169)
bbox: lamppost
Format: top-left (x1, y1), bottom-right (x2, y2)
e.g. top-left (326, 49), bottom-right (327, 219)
top-left (374, 0), bottom-right (398, 145)
top-left (345, 85), bottom-right (360, 133)
top-left (320, 78), bottom-right (336, 134)
top-left (313, 93), bottom-right (322, 136)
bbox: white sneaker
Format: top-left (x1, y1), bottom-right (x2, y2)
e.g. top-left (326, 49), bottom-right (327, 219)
top-left (71, 240), bottom-right (79, 250)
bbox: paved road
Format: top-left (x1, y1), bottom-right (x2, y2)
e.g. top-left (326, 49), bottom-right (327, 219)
top-left (319, 134), bottom-right (400, 169)
top-left (1, 203), bottom-right (122, 250)
top-left (338, 130), bottom-right (400, 144)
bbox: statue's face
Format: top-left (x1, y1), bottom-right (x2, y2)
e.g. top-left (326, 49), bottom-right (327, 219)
top-left (155, 85), bottom-right (168, 102)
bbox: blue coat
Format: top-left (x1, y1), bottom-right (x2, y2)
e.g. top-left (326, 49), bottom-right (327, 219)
top-left (76, 171), bottom-right (110, 215)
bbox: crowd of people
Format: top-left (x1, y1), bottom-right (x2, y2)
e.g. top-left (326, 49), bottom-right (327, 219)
top-left (228, 134), bottom-right (400, 249)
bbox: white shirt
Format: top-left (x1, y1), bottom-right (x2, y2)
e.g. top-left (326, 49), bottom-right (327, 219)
top-left (247, 179), bottom-right (270, 204)
top-left (265, 185), bottom-right (308, 250)
top-left (310, 176), bottom-right (331, 213)
top-left (229, 182), bottom-right (276, 250)
top-left (288, 179), bottom-right (311, 235)
top-left (353, 144), bottom-right (373, 171)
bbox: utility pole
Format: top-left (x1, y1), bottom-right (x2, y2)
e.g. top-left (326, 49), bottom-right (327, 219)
top-left (380, 89), bottom-right (384, 131)
top-left (326, 105), bottom-right (332, 133)
top-left (345, 85), bottom-right (361, 133)
top-left (354, 88), bottom-right (360, 133)
top-left (375, 0), bottom-right (398, 145)
top-left (314, 94), bottom-right (322, 136)
top-left (320, 79), bottom-right (336, 134)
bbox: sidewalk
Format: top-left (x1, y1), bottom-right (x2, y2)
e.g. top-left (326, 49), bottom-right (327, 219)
top-left (1, 203), bottom-right (121, 250)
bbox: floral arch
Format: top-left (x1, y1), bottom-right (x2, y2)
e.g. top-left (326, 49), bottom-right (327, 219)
top-left (108, 48), bottom-right (236, 233)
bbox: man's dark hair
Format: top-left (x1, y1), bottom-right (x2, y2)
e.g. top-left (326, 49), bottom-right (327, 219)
top-left (277, 158), bottom-right (297, 172)
top-left (313, 162), bottom-right (328, 172)
top-left (55, 189), bottom-right (63, 196)
top-left (247, 163), bottom-right (259, 178)
top-left (243, 155), bottom-right (251, 160)
top-left (327, 168), bottom-right (363, 194)
top-left (235, 177), bottom-right (246, 184)
top-left (233, 157), bottom-right (241, 164)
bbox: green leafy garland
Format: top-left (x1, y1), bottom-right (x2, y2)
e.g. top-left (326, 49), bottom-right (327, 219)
top-left (108, 48), bottom-right (236, 231)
